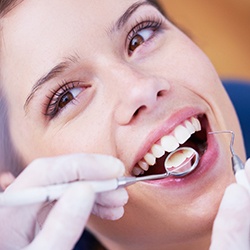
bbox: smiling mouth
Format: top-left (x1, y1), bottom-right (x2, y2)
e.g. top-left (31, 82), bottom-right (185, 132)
top-left (132, 115), bottom-right (208, 177)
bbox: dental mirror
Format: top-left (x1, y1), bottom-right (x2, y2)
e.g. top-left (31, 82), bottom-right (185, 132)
top-left (165, 147), bottom-right (200, 177)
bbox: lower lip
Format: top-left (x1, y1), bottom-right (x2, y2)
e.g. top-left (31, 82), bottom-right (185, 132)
top-left (144, 132), bottom-right (219, 187)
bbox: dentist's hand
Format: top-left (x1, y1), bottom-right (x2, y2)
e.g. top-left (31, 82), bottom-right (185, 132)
top-left (0, 154), bottom-right (128, 250)
top-left (210, 158), bottom-right (250, 250)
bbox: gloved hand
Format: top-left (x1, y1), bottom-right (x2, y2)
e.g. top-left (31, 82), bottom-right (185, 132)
top-left (0, 154), bottom-right (128, 250)
top-left (210, 158), bottom-right (250, 250)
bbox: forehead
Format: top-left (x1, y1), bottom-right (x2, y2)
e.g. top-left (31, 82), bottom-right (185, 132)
top-left (1, 0), bottom-right (142, 35)
top-left (0, 0), bottom-right (142, 90)
top-left (0, 0), bottom-right (150, 62)
top-left (1, 0), bottom-right (134, 43)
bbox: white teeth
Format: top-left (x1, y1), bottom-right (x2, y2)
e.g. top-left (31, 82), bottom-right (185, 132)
top-left (184, 120), bottom-right (195, 134)
top-left (151, 144), bottom-right (165, 158)
top-left (160, 135), bottom-right (179, 152)
top-left (132, 166), bottom-right (145, 176)
top-left (138, 161), bottom-right (149, 171)
top-left (134, 116), bottom-right (202, 176)
top-left (144, 153), bottom-right (156, 166)
top-left (174, 125), bottom-right (191, 144)
top-left (191, 117), bottom-right (201, 131)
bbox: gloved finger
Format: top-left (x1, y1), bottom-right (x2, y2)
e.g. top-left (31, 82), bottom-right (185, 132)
top-left (95, 188), bottom-right (128, 207)
top-left (92, 204), bottom-right (125, 220)
top-left (7, 154), bottom-right (125, 191)
top-left (36, 188), bottom-right (129, 229)
top-left (210, 184), bottom-right (250, 250)
top-left (91, 188), bottom-right (128, 220)
top-left (27, 182), bottom-right (95, 250)
top-left (36, 202), bottom-right (56, 231)
top-left (0, 203), bottom-right (43, 249)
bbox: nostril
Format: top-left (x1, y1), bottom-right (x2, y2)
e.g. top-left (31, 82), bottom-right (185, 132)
top-left (133, 109), bottom-right (139, 117)
top-left (132, 90), bottom-right (165, 118)
top-left (157, 90), bottom-right (166, 97)
top-left (133, 105), bottom-right (146, 117)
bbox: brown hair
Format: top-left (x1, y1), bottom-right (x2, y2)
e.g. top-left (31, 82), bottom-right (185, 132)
top-left (0, 0), bottom-right (22, 17)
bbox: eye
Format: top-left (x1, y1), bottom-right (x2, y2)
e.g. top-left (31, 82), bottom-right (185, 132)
top-left (127, 20), bottom-right (162, 55)
top-left (129, 29), bottom-right (154, 52)
top-left (58, 88), bottom-right (81, 109)
top-left (45, 81), bottom-right (83, 118)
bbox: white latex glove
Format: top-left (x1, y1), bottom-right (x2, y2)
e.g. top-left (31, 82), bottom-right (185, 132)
top-left (0, 154), bottom-right (128, 250)
top-left (210, 158), bottom-right (250, 250)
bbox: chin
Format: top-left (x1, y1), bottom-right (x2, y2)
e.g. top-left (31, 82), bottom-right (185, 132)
top-left (87, 167), bottom-right (234, 250)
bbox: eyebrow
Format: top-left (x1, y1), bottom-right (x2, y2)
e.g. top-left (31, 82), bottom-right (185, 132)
top-left (111, 0), bottom-right (156, 32)
top-left (24, 0), bottom-right (157, 112)
top-left (24, 55), bottom-right (79, 112)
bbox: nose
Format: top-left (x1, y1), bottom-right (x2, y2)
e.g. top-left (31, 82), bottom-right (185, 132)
top-left (112, 68), bottom-right (170, 125)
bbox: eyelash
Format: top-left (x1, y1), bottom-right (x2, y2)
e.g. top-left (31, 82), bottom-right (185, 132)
top-left (44, 81), bottom-right (81, 118)
top-left (127, 17), bottom-right (163, 55)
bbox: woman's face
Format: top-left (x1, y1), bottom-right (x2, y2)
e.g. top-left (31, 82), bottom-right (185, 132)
top-left (0, 0), bottom-right (245, 249)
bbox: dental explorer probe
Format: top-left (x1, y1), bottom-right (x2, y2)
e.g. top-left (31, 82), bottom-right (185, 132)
top-left (0, 147), bottom-right (199, 206)
top-left (209, 131), bottom-right (249, 191)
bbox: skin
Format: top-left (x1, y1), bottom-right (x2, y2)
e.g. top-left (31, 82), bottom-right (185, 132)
top-left (0, 0), bottom-right (246, 249)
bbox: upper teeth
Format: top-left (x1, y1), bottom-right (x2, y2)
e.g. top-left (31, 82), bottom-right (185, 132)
top-left (133, 117), bottom-right (201, 176)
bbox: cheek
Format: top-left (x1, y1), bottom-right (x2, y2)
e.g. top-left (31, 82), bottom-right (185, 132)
top-left (158, 33), bottom-right (231, 111)
top-left (151, 31), bottom-right (220, 92)
top-left (176, 42), bottom-right (220, 89)
top-left (9, 119), bottom-right (46, 165)
top-left (33, 116), bottom-right (116, 159)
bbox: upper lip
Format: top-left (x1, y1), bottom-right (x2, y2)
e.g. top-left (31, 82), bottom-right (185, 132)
top-left (129, 107), bottom-right (206, 175)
